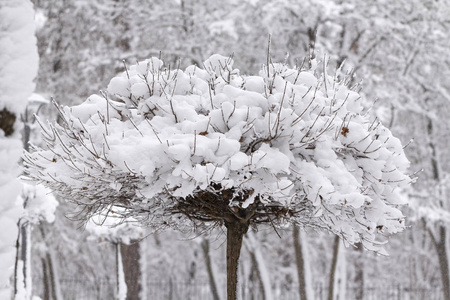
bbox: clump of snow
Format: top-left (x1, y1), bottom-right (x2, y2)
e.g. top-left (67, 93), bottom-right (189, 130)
top-left (21, 183), bottom-right (58, 224)
top-left (86, 207), bottom-right (144, 245)
top-left (203, 54), bottom-right (236, 80)
top-left (25, 52), bottom-right (411, 252)
top-left (34, 8), bottom-right (46, 31)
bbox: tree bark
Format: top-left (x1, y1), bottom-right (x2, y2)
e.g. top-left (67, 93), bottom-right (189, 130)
top-left (46, 251), bottom-right (60, 300)
top-left (327, 236), bottom-right (340, 300)
top-left (426, 117), bottom-right (450, 299)
top-left (42, 258), bottom-right (50, 300)
top-left (225, 220), bottom-right (249, 300)
top-left (20, 223), bottom-right (32, 300)
top-left (201, 238), bottom-right (221, 300)
top-left (120, 241), bottom-right (143, 300)
top-left (353, 243), bottom-right (364, 300)
top-left (13, 223), bottom-right (21, 297)
top-left (431, 225), bottom-right (450, 300)
top-left (245, 231), bottom-right (273, 300)
top-left (293, 225), bottom-right (313, 300)
top-left (14, 112), bottom-right (33, 300)
top-left (39, 224), bottom-right (61, 300)
top-left (249, 251), bottom-right (265, 299)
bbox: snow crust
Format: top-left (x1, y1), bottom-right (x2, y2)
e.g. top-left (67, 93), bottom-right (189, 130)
top-left (25, 54), bottom-right (411, 252)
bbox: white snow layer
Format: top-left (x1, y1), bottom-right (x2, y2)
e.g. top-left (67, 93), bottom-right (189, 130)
top-left (25, 53), bottom-right (411, 252)
top-left (0, 0), bottom-right (38, 297)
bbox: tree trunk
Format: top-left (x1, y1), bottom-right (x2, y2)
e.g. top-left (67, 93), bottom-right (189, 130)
top-left (245, 231), bottom-right (273, 300)
top-left (21, 223), bottom-right (32, 300)
top-left (293, 225), bottom-right (313, 300)
top-left (432, 225), bottom-right (450, 300)
top-left (115, 243), bottom-right (127, 300)
top-left (39, 224), bottom-right (62, 300)
top-left (426, 117), bottom-right (450, 300)
top-left (225, 220), bottom-right (249, 300)
top-left (249, 250), bottom-right (265, 299)
top-left (46, 250), bottom-right (61, 300)
top-left (13, 223), bottom-right (21, 297)
top-left (14, 113), bottom-right (33, 300)
top-left (42, 258), bottom-right (50, 300)
top-left (353, 243), bottom-right (364, 300)
top-left (120, 241), bottom-right (143, 300)
top-left (327, 236), bottom-right (340, 300)
top-left (14, 221), bottom-right (31, 299)
top-left (337, 244), bottom-right (346, 300)
top-left (201, 238), bottom-right (221, 300)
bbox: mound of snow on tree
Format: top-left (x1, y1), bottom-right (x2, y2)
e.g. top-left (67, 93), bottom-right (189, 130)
top-left (25, 54), bottom-right (411, 253)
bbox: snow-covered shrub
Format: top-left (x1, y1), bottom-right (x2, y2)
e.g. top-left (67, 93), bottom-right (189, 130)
top-left (25, 54), bottom-right (410, 252)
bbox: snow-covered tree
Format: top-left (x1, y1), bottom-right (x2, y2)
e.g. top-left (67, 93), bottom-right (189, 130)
top-left (13, 94), bottom-right (58, 300)
top-left (25, 54), bottom-right (411, 299)
top-left (0, 0), bottom-right (38, 298)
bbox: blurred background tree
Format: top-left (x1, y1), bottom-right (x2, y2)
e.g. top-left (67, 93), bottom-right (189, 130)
top-left (25, 0), bottom-right (450, 299)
